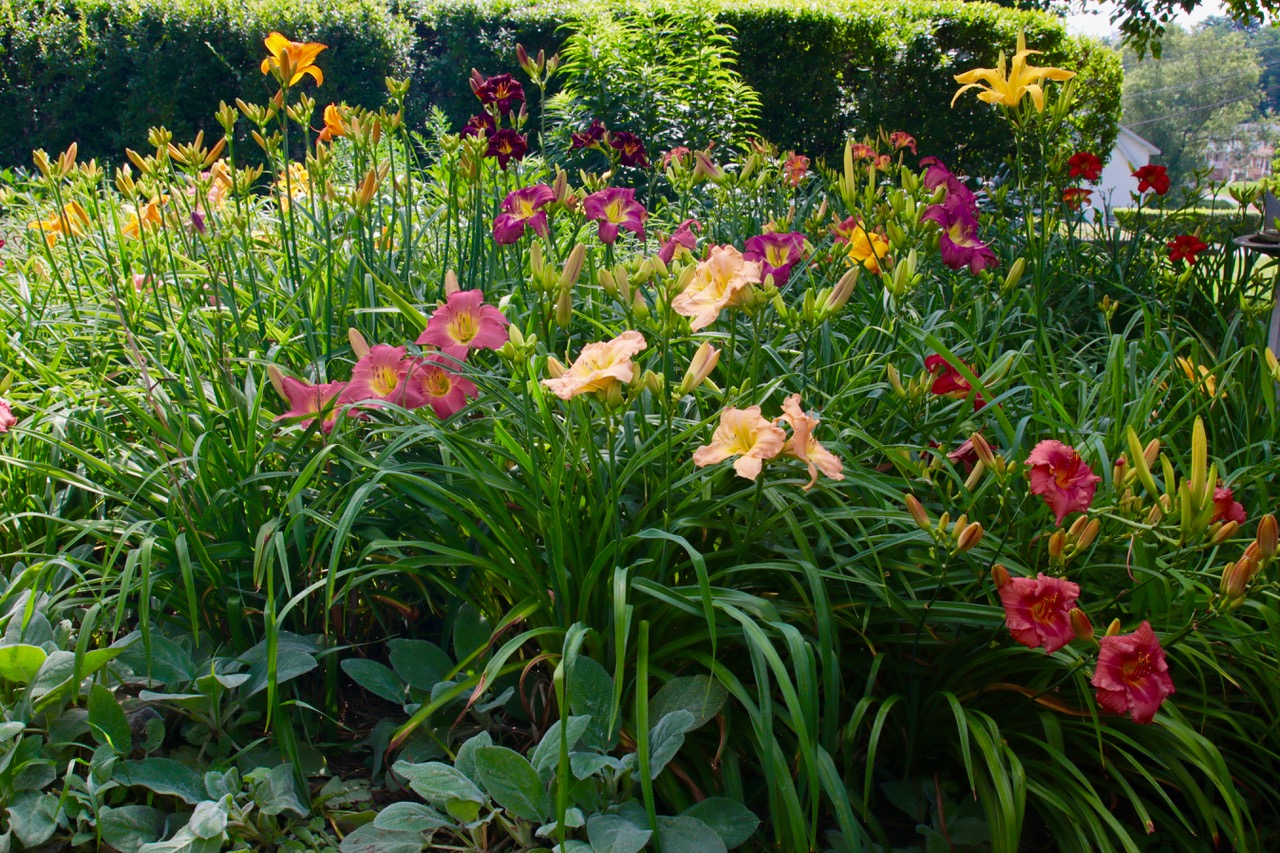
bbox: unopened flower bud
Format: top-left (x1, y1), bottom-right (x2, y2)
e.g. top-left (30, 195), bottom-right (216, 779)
top-left (267, 364), bottom-right (288, 400)
top-left (444, 270), bottom-right (460, 296)
top-left (1068, 608), bottom-right (1094, 642)
top-left (1001, 257), bottom-right (1026, 293)
top-left (1209, 520), bottom-right (1239, 546)
top-left (677, 342), bottom-right (720, 396)
top-left (887, 363), bottom-right (906, 397)
top-left (1048, 530), bottom-right (1066, 561)
top-left (1257, 513), bottom-right (1278, 559)
top-left (555, 287), bottom-right (573, 327)
top-left (1104, 618), bottom-right (1122, 638)
top-left (1075, 518), bottom-right (1101, 551)
top-left (955, 521), bottom-right (984, 553)
top-left (545, 356), bottom-right (566, 379)
top-left (347, 328), bottom-right (370, 359)
top-left (904, 494), bottom-right (930, 530)
top-left (992, 564), bottom-right (1012, 590)
top-left (558, 243), bottom-right (587, 290)
top-left (964, 460), bottom-right (985, 491)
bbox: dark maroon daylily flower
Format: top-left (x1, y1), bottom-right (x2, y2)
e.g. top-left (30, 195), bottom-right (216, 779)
top-left (461, 113), bottom-right (496, 139)
top-left (609, 131), bottom-right (649, 168)
top-left (486, 129), bottom-right (528, 170)
top-left (571, 119), bottom-right (607, 150)
top-left (471, 72), bottom-right (525, 115)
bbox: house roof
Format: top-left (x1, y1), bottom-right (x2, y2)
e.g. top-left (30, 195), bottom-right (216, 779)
top-left (1116, 125), bottom-right (1161, 158)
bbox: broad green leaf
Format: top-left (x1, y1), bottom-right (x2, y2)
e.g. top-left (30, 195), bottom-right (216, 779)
top-left (6, 790), bottom-right (59, 848)
top-left (454, 731), bottom-right (492, 783)
top-left (569, 655), bottom-right (617, 749)
top-left (647, 709), bottom-right (696, 779)
top-left (81, 646), bottom-right (127, 678)
top-left (256, 764), bottom-right (307, 817)
top-left (586, 814), bottom-right (651, 853)
top-left (388, 639), bottom-right (453, 692)
top-left (569, 752), bottom-right (616, 780)
top-left (338, 823), bottom-right (424, 853)
top-left (88, 683), bottom-right (132, 754)
top-left (30, 649), bottom-right (74, 698)
top-left (98, 805), bottom-right (166, 853)
top-left (242, 647), bottom-right (317, 698)
top-left (372, 801), bottom-right (451, 833)
top-left (452, 603), bottom-right (491, 663)
top-left (117, 634), bottom-right (196, 684)
top-left (116, 758), bottom-right (210, 804)
top-left (656, 816), bottom-right (727, 853)
top-left (681, 798), bottom-right (759, 848)
top-left (474, 745), bottom-right (547, 822)
top-left (531, 715), bottom-right (591, 774)
top-left (342, 659), bottom-right (404, 704)
top-left (536, 807), bottom-right (585, 837)
top-left (0, 645), bottom-right (44, 684)
top-left (188, 799), bottom-right (229, 839)
top-left (650, 676), bottom-right (727, 731)
top-left (392, 761), bottom-right (486, 810)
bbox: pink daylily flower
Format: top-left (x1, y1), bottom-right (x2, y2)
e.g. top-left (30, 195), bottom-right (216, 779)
top-left (658, 219), bottom-right (701, 265)
top-left (1027, 439), bottom-right (1101, 526)
top-left (0, 398), bottom-right (17, 433)
top-left (583, 187), bottom-right (647, 244)
top-left (408, 354), bottom-right (480, 419)
top-left (1212, 484), bottom-right (1246, 525)
top-left (493, 184), bottom-right (555, 244)
top-left (778, 394), bottom-right (843, 490)
top-left (417, 290), bottom-right (510, 362)
top-left (1092, 621), bottom-right (1176, 724)
top-left (275, 376), bottom-right (348, 433)
top-left (342, 344), bottom-right (426, 409)
top-left (923, 195), bottom-right (998, 274)
top-left (998, 573), bottom-right (1080, 653)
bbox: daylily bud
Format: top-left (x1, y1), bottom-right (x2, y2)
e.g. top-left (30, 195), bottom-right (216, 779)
top-left (1048, 530), bottom-right (1066, 561)
top-left (1209, 520), bottom-right (1239, 546)
top-left (558, 243), bottom-right (587, 290)
top-left (631, 290), bottom-right (649, 320)
top-left (1257, 514), bottom-right (1278, 559)
top-left (553, 168), bottom-right (571, 204)
top-left (33, 149), bottom-right (52, 177)
top-left (643, 369), bottom-right (663, 395)
top-left (952, 514), bottom-right (968, 541)
top-left (1075, 518), bottom-right (1101, 551)
top-left (530, 241), bottom-right (547, 280)
top-left (1190, 417), bottom-right (1208, 510)
top-left (1068, 515), bottom-right (1089, 540)
top-left (936, 512), bottom-right (950, 536)
top-left (1104, 618), bottom-right (1122, 638)
top-left (964, 460), bottom-right (985, 492)
top-left (887, 363), bottom-right (906, 397)
top-left (821, 267), bottom-right (858, 316)
top-left (545, 356), bottom-right (566, 379)
top-left (1267, 347), bottom-right (1280, 381)
top-left (1124, 427), bottom-right (1161, 499)
top-left (1001, 257), bottom-right (1026, 294)
top-left (904, 494), bottom-right (930, 530)
top-left (555, 286), bottom-right (573, 327)
top-left (347, 328), bottom-right (370, 359)
top-left (677, 343), bottom-right (720, 396)
top-left (992, 564), bottom-right (1012, 590)
top-left (1112, 455), bottom-right (1127, 485)
top-left (955, 522), bottom-right (984, 553)
top-left (1068, 608), bottom-right (1094, 643)
top-left (598, 268), bottom-right (618, 297)
top-left (444, 270), bottom-right (460, 296)
top-left (970, 433), bottom-right (996, 469)
top-left (267, 364), bottom-right (288, 400)
top-left (1145, 503), bottom-right (1164, 525)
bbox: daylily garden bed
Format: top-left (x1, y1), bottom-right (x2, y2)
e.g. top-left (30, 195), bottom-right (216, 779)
top-left (0, 25), bottom-right (1278, 853)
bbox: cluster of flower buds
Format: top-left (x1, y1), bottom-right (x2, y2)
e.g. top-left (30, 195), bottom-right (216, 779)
top-left (904, 494), bottom-right (985, 555)
top-left (33, 142), bottom-right (79, 181)
top-left (1046, 514), bottom-right (1102, 567)
top-left (1219, 514), bottom-right (1277, 607)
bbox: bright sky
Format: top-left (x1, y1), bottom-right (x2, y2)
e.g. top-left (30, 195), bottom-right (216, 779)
top-left (1064, 0), bottom-right (1229, 39)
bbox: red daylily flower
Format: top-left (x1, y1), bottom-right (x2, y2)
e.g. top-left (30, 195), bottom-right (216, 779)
top-left (1167, 234), bottom-right (1208, 265)
top-left (1068, 151), bottom-right (1102, 182)
top-left (1133, 164), bottom-right (1170, 196)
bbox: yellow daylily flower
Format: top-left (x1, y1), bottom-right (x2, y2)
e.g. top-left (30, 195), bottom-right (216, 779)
top-left (951, 31), bottom-right (1075, 112)
top-left (260, 32), bottom-right (327, 88)
top-left (28, 201), bottom-right (90, 246)
top-left (1176, 356), bottom-right (1226, 401)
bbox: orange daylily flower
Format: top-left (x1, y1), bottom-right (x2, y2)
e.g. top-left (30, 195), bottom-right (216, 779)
top-left (693, 405), bottom-right (786, 481)
top-left (28, 201), bottom-right (90, 246)
top-left (260, 32), bottom-right (327, 88)
top-left (844, 223), bottom-right (890, 274)
top-left (951, 31), bottom-right (1075, 112)
top-left (122, 196), bottom-right (166, 239)
top-left (317, 104), bottom-right (348, 143)
top-left (778, 394), bottom-right (844, 490)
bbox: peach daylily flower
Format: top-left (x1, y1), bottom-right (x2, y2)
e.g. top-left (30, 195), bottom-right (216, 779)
top-left (542, 331), bottom-right (647, 400)
top-left (693, 405), bottom-right (786, 481)
top-left (778, 394), bottom-right (843, 490)
top-left (671, 244), bottom-right (763, 331)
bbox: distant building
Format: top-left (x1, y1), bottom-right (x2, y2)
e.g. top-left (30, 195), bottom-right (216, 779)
top-left (1086, 126), bottom-right (1161, 219)
top-left (1205, 124), bottom-right (1277, 182)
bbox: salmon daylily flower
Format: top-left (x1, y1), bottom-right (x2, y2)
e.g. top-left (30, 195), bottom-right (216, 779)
top-left (261, 32), bottom-right (327, 88)
top-left (998, 572), bottom-right (1080, 653)
top-left (671, 244), bottom-right (763, 331)
top-left (1091, 621), bottom-right (1175, 724)
top-left (778, 394), bottom-right (844, 490)
top-left (542, 330), bottom-right (647, 401)
top-left (28, 202), bottom-right (90, 246)
top-left (692, 405), bottom-right (786, 481)
top-left (1026, 439), bottom-right (1101, 527)
top-left (951, 31), bottom-right (1075, 112)
top-left (417, 289), bottom-right (510, 362)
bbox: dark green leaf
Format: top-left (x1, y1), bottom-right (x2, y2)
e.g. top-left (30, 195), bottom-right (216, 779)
top-left (474, 745), bottom-right (547, 822)
top-left (341, 659), bottom-right (404, 704)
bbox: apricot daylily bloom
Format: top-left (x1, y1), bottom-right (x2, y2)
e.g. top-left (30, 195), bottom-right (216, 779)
top-left (693, 405), bottom-right (786, 481)
top-left (542, 330), bottom-right (647, 401)
top-left (951, 31), bottom-right (1075, 112)
top-left (1091, 621), bottom-right (1175, 724)
top-left (417, 289), bottom-right (510, 361)
top-left (671, 244), bottom-right (763, 331)
top-left (261, 32), bottom-right (327, 88)
top-left (122, 196), bottom-right (165, 239)
top-left (999, 573), bottom-right (1080, 653)
top-left (778, 394), bottom-right (843, 490)
top-left (28, 201), bottom-right (90, 246)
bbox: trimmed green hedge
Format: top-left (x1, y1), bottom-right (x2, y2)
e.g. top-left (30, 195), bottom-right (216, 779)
top-left (0, 0), bottom-right (1121, 173)
top-left (1114, 207), bottom-right (1263, 242)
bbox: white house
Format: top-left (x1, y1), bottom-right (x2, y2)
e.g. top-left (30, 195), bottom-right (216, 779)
top-left (1085, 125), bottom-right (1161, 219)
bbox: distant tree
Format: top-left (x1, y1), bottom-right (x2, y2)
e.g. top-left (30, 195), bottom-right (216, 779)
top-left (1122, 24), bottom-right (1262, 190)
top-left (1201, 16), bottom-right (1280, 116)
top-left (1110, 0), bottom-right (1274, 57)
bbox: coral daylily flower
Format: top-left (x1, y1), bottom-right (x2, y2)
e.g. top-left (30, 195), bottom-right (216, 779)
top-left (782, 152), bottom-right (810, 187)
top-left (341, 344), bottom-right (426, 409)
top-left (671, 244), bottom-right (763, 331)
top-left (1091, 621), bottom-right (1175, 724)
top-left (417, 289), bottom-right (510, 362)
top-left (1026, 439), bottom-right (1101, 527)
top-left (493, 184), bottom-right (555, 244)
top-left (583, 187), bottom-right (647, 245)
top-left (778, 394), bottom-right (844, 490)
top-left (744, 231), bottom-right (807, 287)
top-left (1211, 484), bottom-right (1246, 525)
top-left (693, 405), bottom-right (787, 481)
top-left (260, 32), bottom-right (327, 88)
top-left (407, 354), bottom-right (480, 419)
top-left (1062, 187), bottom-right (1092, 211)
top-left (998, 572), bottom-right (1080, 653)
top-left (542, 330), bottom-right (647, 401)
top-left (952, 31), bottom-right (1074, 112)
top-left (28, 201), bottom-right (90, 246)
top-left (889, 131), bottom-right (917, 154)
top-left (275, 375), bottom-right (347, 433)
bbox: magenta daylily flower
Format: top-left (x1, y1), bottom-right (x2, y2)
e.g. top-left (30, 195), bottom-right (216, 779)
top-left (583, 187), bottom-right (647, 244)
top-left (998, 572), bottom-right (1080, 653)
top-left (743, 231), bottom-right (807, 287)
top-left (920, 156), bottom-right (977, 210)
top-left (342, 344), bottom-right (426, 409)
top-left (486, 129), bottom-right (528, 170)
top-left (493, 184), bottom-right (555, 244)
top-left (417, 289), bottom-right (510, 361)
top-left (609, 131), bottom-right (649, 168)
top-left (923, 195), bottom-right (998, 274)
top-left (407, 354), bottom-right (480, 419)
top-left (275, 376), bottom-right (348, 433)
top-left (658, 218), bottom-right (701, 265)
top-left (1027, 439), bottom-right (1101, 527)
top-left (1092, 621), bottom-right (1175, 724)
